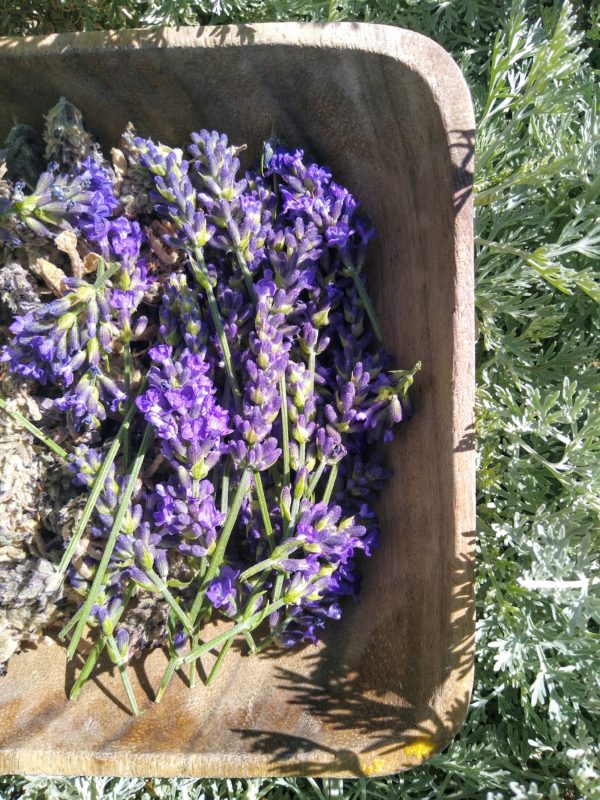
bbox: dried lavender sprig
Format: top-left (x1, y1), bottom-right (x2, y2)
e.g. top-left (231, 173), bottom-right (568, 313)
top-left (66, 424), bottom-right (154, 661)
top-left (183, 467), bottom-right (252, 687)
top-left (70, 581), bottom-right (136, 700)
top-left (137, 141), bottom-right (276, 552)
top-left (154, 468), bottom-right (252, 702)
top-left (0, 398), bottom-right (68, 461)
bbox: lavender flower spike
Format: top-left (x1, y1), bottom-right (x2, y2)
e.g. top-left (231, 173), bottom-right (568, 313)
top-left (136, 345), bottom-right (230, 479)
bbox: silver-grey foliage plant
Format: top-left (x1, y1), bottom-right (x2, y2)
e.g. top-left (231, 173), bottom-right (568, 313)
top-left (0, 0), bottom-right (598, 798)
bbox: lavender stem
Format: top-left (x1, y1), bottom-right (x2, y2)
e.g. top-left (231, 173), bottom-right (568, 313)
top-left (0, 398), bottom-right (68, 461)
top-left (66, 424), bottom-right (154, 661)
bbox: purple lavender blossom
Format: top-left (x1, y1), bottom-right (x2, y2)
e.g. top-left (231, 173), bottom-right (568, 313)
top-left (135, 139), bottom-right (215, 258)
top-left (159, 273), bottom-right (209, 355)
top-left (206, 565), bottom-right (240, 617)
top-left (1, 122), bottom-right (417, 673)
top-left (231, 277), bottom-right (291, 471)
top-left (149, 479), bottom-right (224, 558)
top-left (188, 130), bottom-right (272, 282)
top-left (71, 158), bottom-right (119, 250)
top-left (6, 157), bottom-right (118, 242)
top-left (136, 345), bottom-right (230, 478)
top-left (266, 149), bottom-right (358, 251)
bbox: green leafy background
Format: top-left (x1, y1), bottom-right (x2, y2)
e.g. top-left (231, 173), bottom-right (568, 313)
top-left (0, 1), bottom-right (598, 797)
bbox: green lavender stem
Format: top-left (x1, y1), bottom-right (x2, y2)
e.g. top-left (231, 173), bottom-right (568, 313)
top-left (192, 469), bottom-right (252, 617)
top-left (307, 460), bottom-right (327, 498)
top-left (70, 582), bottom-right (135, 700)
top-left (155, 469), bottom-right (252, 702)
top-left (59, 604), bottom-right (85, 642)
top-left (234, 249), bottom-right (257, 305)
top-left (220, 458), bottom-right (231, 516)
top-left (254, 469), bottom-right (275, 548)
top-left (106, 632), bottom-right (140, 716)
top-left (239, 557), bottom-right (276, 583)
top-left (308, 348), bottom-right (316, 396)
top-left (70, 637), bottom-right (104, 699)
top-left (146, 568), bottom-right (194, 636)
top-left (59, 398), bottom-right (141, 576)
top-left (239, 540), bottom-right (300, 583)
top-left (322, 462), bottom-right (339, 504)
top-left (93, 260), bottom-right (122, 290)
top-left (201, 556), bottom-right (303, 684)
top-left (279, 376), bottom-right (290, 486)
top-left (0, 398), bottom-right (68, 460)
top-left (155, 656), bottom-right (179, 702)
top-left (66, 424), bottom-right (154, 661)
top-left (183, 597), bottom-right (289, 664)
top-left (206, 637), bottom-right (234, 686)
top-left (122, 340), bottom-right (132, 471)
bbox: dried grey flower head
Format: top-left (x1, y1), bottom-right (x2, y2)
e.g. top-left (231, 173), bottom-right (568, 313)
top-left (44, 97), bottom-right (103, 172)
top-left (0, 380), bottom-right (46, 553)
top-left (0, 261), bottom-right (41, 323)
top-left (0, 557), bottom-right (64, 672)
top-left (0, 376), bottom-right (78, 671)
top-left (112, 122), bottom-right (156, 216)
top-left (4, 123), bottom-right (45, 189)
top-left (121, 594), bottom-right (170, 660)
top-left (40, 462), bottom-right (79, 542)
top-left (56, 493), bottom-right (103, 581)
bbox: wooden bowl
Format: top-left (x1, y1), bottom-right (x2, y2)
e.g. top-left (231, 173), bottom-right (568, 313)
top-left (0, 22), bottom-right (475, 778)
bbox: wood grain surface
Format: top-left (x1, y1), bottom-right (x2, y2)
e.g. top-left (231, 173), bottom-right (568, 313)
top-left (0, 22), bottom-right (475, 778)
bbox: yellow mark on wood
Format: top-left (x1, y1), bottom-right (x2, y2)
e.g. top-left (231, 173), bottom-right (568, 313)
top-left (403, 739), bottom-right (436, 761)
top-left (359, 739), bottom-right (436, 776)
top-left (360, 757), bottom-right (387, 777)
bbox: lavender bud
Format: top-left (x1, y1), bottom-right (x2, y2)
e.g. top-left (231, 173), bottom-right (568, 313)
top-left (281, 486), bottom-right (292, 520)
top-left (86, 336), bottom-right (100, 366)
top-left (302, 322), bottom-right (318, 351)
top-left (173, 629), bottom-right (187, 655)
top-left (133, 315), bottom-right (148, 337)
top-left (154, 549), bottom-right (169, 581)
top-left (101, 611), bottom-right (114, 637)
top-left (294, 467), bottom-right (309, 500)
top-left (98, 323), bottom-right (112, 350)
top-left (115, 627), bottom-right (129, 659)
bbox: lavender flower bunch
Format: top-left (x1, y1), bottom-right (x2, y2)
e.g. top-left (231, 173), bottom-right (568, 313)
top-left (0, 99), bottom-right (419, 713)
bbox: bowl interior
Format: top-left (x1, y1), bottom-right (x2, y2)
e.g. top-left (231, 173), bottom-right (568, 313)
top-left (0, 24), bottom-right (475, 777)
